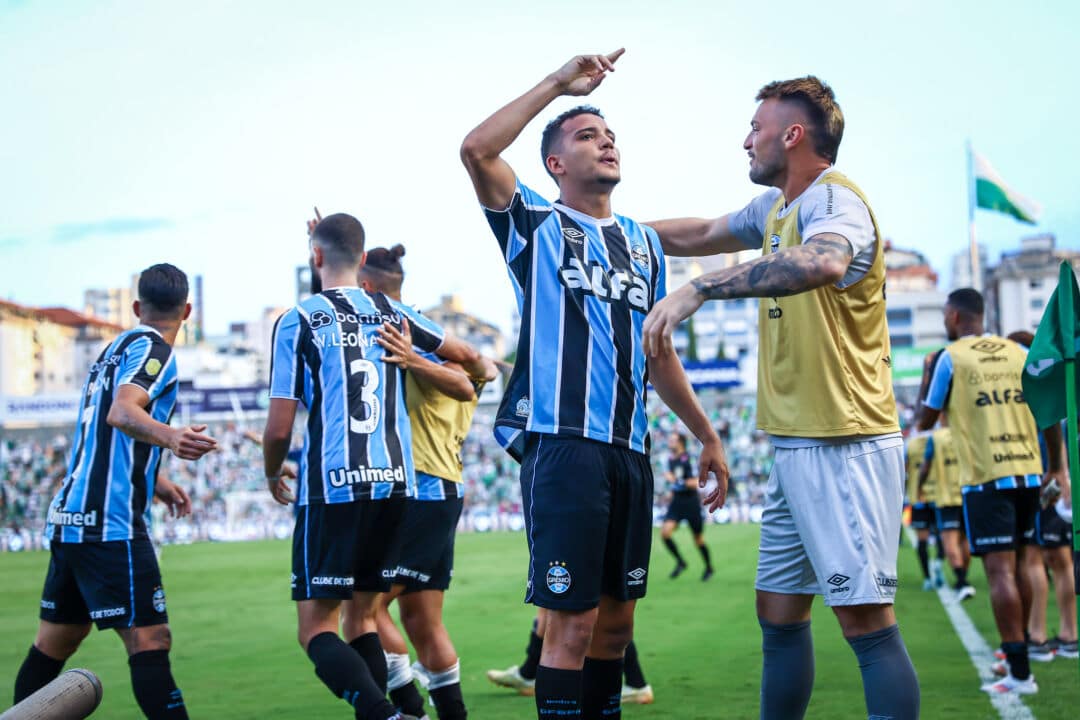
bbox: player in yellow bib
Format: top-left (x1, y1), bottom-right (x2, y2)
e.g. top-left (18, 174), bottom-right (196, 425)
top-left (904, 431), bottom-right (942, 590)
top-left (640, 76), bottom-right (917, 720)
top-left (918, 289), bottom-right (1065, 694)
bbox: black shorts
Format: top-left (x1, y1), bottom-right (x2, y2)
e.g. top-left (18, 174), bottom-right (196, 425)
top-left (1035, 506), bottom-right (1072, 548)
top-left (390, 496), bottom-right (464, 593)
top-left (664, 492), bottom-right (704, 535)
top-left (520, 433), bottom-right (654, 611)
top-left (291, 498), bottom-right (407, 600)
top-left (935, 505), bottom-right (964, 532)
top-left (40, 538), bottom-right (168, 630)
top-left (962, 483), bottom-right (1039, 556)
top-left (910, 503), bottom-right (936, 531)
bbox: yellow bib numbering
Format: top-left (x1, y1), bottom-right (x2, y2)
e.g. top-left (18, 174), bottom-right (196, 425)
top-left (905, 434), bottom-right (930, 503)
top-left (944, 336), bottom-right (1042, 486)
top-left (406, 373), bottom-right (484, 483)
top-left (929, 427), bottom-right (963, 507)
top-left (756, 172), bottom-right (899, 437)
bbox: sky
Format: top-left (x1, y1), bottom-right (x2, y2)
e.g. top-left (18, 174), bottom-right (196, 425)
top-left (1, 0), bottom-right (1077, 336)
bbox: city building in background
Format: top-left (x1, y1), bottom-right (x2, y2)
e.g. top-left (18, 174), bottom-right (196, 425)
top-left (422, 294), bottom-right (506, 360)
top-left (985, 234), bottom-right (1080, 335)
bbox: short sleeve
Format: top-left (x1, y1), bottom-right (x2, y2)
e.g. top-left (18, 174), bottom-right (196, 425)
top-left (727, 188), bottom-right (782, 249)
top-left (118, 334), bottom-right (174, 399)
top-left (924, 349), bottom-right (954, 411)
top-left (395, 303), bottom-right (445, 354)
top-left (269, 309), bottom-right (304, 400)
top-left (797, 183), bottom-right (876, 257)
top-left (482, 178), bottom-right (554, 265)
top-left (923, 437), bottom-right (935, 462)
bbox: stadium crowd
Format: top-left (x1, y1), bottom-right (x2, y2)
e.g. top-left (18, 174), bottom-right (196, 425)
top-left (0, 393), bottom-right (771, 552)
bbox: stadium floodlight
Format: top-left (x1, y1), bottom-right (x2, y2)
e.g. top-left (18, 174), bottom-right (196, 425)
top-left (0, 669), bottom-right (102, 720)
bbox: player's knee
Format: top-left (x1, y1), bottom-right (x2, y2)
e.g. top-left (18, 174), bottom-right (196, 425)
top-left (593, 619), bottom-right (633, 657)
top-left (547, 611), bottom-right (595, 657)
top-left (36, 623), bottom-right (90, 659)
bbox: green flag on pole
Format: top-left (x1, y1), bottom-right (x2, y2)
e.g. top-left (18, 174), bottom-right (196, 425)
top-left (972, 150), bottom-right (1043, 225)
top-left (1021, 261), bottom-right (1080, 430)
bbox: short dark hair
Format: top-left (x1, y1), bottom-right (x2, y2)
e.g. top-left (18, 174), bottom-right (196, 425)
top-left (946, 288), bottom-right (984, 317)
top-left (540, 105), bottom-right (604, 182)
top-left (756, 76), bottom-right (843, 163)
top-left (138, 263), bottom-right (188, 316)
top-left (312, 213), bottom-right (365, 267)
top-left (359, 244), bottom-right (406, 292)
top-left (1006, 330), bottom-right (1034, 347)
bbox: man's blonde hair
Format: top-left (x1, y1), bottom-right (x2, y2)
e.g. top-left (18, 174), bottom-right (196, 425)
top-left (756, 76), bottom-right (843, 163)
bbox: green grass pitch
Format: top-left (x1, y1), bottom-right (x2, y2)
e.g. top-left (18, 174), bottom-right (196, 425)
top-left (2, 525), bottom-right (1077, 718)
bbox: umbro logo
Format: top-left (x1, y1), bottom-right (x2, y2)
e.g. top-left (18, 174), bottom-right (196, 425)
top-left (827, 573), bottom-right (850, 587)
top-left (562, 228), bottom-right (585, 245)
top-left (628, 568), bottom-right (646, 580)
top-left (971, 340), bottom-right (1006, 355)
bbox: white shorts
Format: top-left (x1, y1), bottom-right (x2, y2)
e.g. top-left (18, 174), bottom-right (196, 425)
top-left (755, 436), bottom-right (904, 606)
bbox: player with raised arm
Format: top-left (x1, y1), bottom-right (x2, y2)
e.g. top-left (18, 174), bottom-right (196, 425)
top-left (460, 49), bottom-right (728, 719)
top-left (263, 214), bottom-right (453, 720)
top-left (14, 264), bottom-right (214, 719)
top-left (640, 77), bottom-right (919, 719)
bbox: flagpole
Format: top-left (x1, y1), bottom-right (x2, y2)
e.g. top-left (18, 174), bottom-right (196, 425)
top-left (967, 140), bottom-right (981, 292)
top-left (1057, 260), bottom-right (1080, 683)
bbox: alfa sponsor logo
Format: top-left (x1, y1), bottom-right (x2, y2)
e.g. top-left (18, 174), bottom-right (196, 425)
top-left (974, 389), bottom-right (1025, 406)
top-left (558, 258), bottom-right (650, 314)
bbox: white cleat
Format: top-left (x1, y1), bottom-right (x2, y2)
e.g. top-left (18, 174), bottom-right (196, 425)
top-left (485, 665), bottom-right (535, 696)
top-left (981, 673), bottom-right (1037, 695)
top-left (956, 585), bottom-right (976, 602)
top-left (621, 684), bottom-right (655, 704)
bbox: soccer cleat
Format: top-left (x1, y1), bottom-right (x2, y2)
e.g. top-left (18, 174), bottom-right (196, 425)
top-left (621, 684), bottom-right (655, 704)
top-left (956, 585), bottom-right (976, 602)
top-left (670, 561), bottom-right (687, 579)
top-left (1028, 640), bottom-right (1056, 662)
top-left (702, 567), bottom-right (714, 582)
top-left (981, 673), bottom-right (1037, 695)
top-left (993, 647), bottom-right (1006, 661)
top-left (931, 559), bottom-right (946, 588)
top-left (922, 578), bottom-right (935, 591)
top-left (1052, 637), bottom-right (1079, 659)
top-left (485, 665), bottom-right (535, 695)
top-left (990, 659), bottom-right (1008, 677)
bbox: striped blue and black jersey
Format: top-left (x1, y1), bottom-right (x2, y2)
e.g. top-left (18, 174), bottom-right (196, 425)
top-left (484, 179), bottom-right (667, 461)
top-left (46, 326), bottom-right (179, 543)
top-left (269, 287), bottom-right (444, 504)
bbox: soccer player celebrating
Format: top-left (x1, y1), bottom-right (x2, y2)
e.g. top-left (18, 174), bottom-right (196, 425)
top-left (917, 289), bottom-right (1066, 694)
top-left (263, 214), bottom-right (457, 720)
top-left (460, 49), bottom-right (728, 719)
top-left (349, 243), bottom-right (497, 720)
top-left (660, 432), bottom-right (715, 581)
top-left (14, 264), bottom-right (215, 719)
top-left (641, 77), bottom-right (920, 719)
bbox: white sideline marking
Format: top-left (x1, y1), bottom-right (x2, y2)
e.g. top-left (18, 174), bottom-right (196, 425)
top-left (904, 528), bottom-right (1036, 719)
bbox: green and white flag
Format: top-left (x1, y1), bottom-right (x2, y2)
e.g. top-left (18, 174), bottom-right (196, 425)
top-left (973, 150), bottom-right (1043, 225)
top-left (1021, 261), bottom-right (1080, 429)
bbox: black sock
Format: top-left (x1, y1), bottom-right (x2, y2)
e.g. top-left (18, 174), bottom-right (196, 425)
top-left (389, 682), bottom-right (426, 718)
top-left (952, 566), bottom-right (968, 589)
top-left (349, 633), bottom-right (389, 695)
top-left (697, 543), bottom-right (712, 571)
top-left (128, 650), bottom-right (189, 719)
top-left (308, 632), bottom-right (397, 720)
top-left (581, 657), bottom-right (622, 720)
top-left (662, 537), bottom-right (685, 565)
top-left (520, 620), bottom-right (543, 680)
top-left (535, 665), bottom-right (581, 719)
top-left (431, 683), bottom-right (467, 720)
top-left (935, 535), bottom-right (945, 559)
top-left (1002, 641), bottom-right (1031, 680)
top-left (916, 539), bottom-right (930, 579)
top-left (14, 645), bottom-right (65, 703)
top-left (623, 640), bottom-right (647, 688)
top-left (760, 620), bottom-right (814, 720)
top-left (847, 624), bottom-right (920, 720)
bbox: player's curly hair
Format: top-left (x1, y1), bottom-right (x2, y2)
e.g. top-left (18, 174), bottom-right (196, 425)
top-left (756, 77), bottom-right (843, 164)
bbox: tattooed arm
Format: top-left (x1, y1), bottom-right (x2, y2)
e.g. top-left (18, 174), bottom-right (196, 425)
top-left (641, 233), bottom-right (853, 356)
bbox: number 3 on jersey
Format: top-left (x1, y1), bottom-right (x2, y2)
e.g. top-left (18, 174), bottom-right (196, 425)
top-left (349, 358), bottom-right (380, 434)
